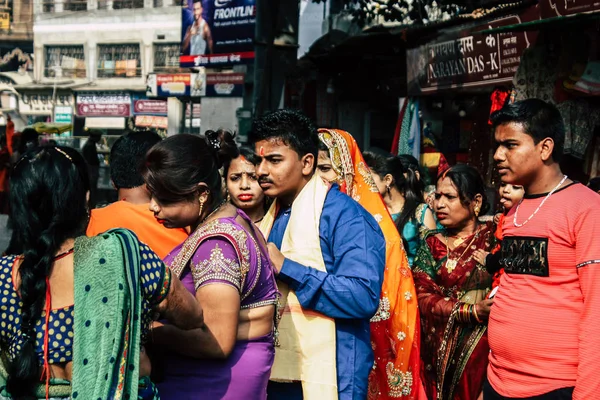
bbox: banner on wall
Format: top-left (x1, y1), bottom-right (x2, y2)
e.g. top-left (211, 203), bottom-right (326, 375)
top-left (180, 0), bottom-right (255, 67)
top-left (206, 73), bottom-right (244, 97)
top-left (133, 99), bottom-right (168, 115)
top-left (146, 72), bottom-right (206, 97)
top-left (76, 93), bottom-right (131, 117)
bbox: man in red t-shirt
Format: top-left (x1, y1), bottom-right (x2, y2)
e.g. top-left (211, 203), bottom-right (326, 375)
top-left (486, 99), bottom-right (600, 400)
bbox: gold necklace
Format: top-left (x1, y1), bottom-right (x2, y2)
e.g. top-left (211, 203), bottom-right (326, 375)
top-left (200, 199), bottom-right (227, 225)
top-left (444, 227), bottom-right (480, 273)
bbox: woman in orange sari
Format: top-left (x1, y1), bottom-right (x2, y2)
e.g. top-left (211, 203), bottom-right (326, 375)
top-left (317, 128), bottom-right (424, 400)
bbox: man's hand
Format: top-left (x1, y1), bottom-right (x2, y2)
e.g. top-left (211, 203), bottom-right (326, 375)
top-left (267, 243), bottom-right (285, 275)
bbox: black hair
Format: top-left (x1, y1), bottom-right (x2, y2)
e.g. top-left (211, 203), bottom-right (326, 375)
top-left (588, 177), bottom-right (600, 192)
top-left (437, 164), bottom-right (490, 215)
top-left (7, 146), bottom-right (89, 398)
top-left (142, 131), bottom-right (238, 207)
top-left (318, 140), bottom-right (328, 152)
top-left (110, 130), bottom-right (162, 189)
top-left (18, 128), bottom-right (39, 155)
top-left (490, 98), bottom-right (565, 163)
top-left (248, 109), bottom-right (319, 170)
top-left (397, 154), bottom-right (426, 199)
top-left (223, 145), bottom-right (261, 176)
top-left (364, 152), bottom-right (424, 246)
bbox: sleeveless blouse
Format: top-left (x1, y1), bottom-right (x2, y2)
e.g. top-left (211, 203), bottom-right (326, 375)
top-left (0, 242), bottom-right (170, 365)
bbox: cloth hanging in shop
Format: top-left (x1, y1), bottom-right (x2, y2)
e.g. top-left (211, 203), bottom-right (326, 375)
top-left (398, 99), bottom-right (414, 155)
top-left (573, 61), bottom-right (600, 95)
top-left (557, 99), bottom-right (600, 159)
top-left (513, 44), bottom-right (560, 104)
top-left (398, 99), bottom-right (420, 156)
top-left (488, 89), bottom-right (510, 125)
top-left (391, 99), bottom-right (408, 155)
top-left (584, 136), bottom-right (600, 179)
top-left (408, 100), bottom-right (421, 161)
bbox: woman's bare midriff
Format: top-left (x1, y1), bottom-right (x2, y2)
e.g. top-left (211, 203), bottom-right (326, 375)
top-left (237, 304), bottom-right (275, 341)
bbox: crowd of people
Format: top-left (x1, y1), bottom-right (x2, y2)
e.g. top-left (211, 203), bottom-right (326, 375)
top-left (0, 98), bottom-right (599, 400)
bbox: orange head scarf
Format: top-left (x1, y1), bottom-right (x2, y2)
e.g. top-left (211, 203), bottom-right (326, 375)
top-left (318, 129), bottom-right (424, 400)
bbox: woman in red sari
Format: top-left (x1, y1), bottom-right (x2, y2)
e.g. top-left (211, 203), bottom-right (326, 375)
top-left (413, 164), bottom-right (494, 400)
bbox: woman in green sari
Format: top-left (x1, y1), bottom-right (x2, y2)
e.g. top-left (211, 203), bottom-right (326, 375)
top-left (0, 146), bottom-right (203, 399)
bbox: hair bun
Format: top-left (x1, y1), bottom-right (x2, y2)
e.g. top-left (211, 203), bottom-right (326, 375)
top-left (204, 129), bottom-right (239, 168)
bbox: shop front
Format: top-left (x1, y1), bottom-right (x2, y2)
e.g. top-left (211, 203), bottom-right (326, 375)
top-left (404, 14), bottom-right (532, 194)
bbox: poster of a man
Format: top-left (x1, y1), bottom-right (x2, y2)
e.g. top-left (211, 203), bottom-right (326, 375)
top-left (183, 0), bottom-right (213, 56)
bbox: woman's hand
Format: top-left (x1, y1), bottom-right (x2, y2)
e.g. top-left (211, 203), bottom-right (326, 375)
top-left (473, 249), bottom-right (489, 266)
top-left (475, 299), bottom-right (494, 321)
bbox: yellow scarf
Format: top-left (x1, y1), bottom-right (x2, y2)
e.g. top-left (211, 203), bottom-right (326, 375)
top-left (259, 174), bottom-right (338, 399)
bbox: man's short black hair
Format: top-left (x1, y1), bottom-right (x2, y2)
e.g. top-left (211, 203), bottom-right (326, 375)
top-left (490, 99), bottom-right (565, 163)
top-left (248, 109), bottom-right (319, 166)
top-left (110, 130), bottom-right (162, 189)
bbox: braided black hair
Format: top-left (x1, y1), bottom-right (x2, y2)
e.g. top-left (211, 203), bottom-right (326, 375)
top-left (7, 146), bottom-right (89, 398)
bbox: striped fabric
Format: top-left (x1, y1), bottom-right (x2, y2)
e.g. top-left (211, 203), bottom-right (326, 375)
top-left (487, 183), bottom-right (600, 399)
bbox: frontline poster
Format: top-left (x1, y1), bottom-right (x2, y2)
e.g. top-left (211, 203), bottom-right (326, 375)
top-left (180, 0), bottom-right (256, 68)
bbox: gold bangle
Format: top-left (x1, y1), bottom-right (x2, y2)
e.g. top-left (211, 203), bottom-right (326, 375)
top-left (472, 304), bottom-right (482, 323)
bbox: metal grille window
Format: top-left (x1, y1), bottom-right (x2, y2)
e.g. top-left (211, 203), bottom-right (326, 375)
top-left (97, 44), bottom-right (141, 78)
top-left (153, 0), bottom-right (162, 7)
top-left (63, 0), bottom-right (87, 11)
top-left (45, 45), bottom-right (86, 78)
top-left (41, 0), bottom-right (55, 12)
top-left (112, 0), bottom-right (143, 9)
top-left (153, 43), bottom-right (180, 72)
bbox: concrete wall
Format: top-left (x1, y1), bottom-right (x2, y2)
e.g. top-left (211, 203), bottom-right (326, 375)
top-left (201, 97), bottom-right (243, 133)
top-left (33, 5), bottom-right (180, 85)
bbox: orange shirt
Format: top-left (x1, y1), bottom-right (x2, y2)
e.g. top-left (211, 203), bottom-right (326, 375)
top-left (487, 183), bottom-right (600, 399)
top-left (87, 201), bottom-right (188, 260)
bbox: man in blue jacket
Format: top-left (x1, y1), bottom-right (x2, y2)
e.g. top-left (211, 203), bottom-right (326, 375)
top-left (250, 109), bottom-right (385, 400)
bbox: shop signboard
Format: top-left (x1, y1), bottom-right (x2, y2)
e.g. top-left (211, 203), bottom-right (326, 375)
top-left (54, 105), bottom-right (73, 136)
top-left (133, 99), bottom-right (168, 115)
top-left (0, 12), bottom-right (9, 30)
top-left (19, 93), bottom-right (74, 116)
top-left (146, 72), bottom-right (206, 98)
top-left (135, 115), bottom-right (168, 129)
top-left (76, 93), bottom-right (131, 117)
top-left (541, 0), bottom-right (600, 18)
top-left (206, 73), bottom-right (244, 97)
top-left (179, 0), bottom-right (255, 67)
top-left (407, 16), bottom-right (533, 95)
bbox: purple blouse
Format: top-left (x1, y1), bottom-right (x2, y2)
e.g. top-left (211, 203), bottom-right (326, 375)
top-left (164, 208), bottom-right (278, 309)
top-left (158, 208), bottom-right (278, 400)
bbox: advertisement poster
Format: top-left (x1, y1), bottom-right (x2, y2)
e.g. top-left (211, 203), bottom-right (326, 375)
top-left (180, 0), bottom-right (256, 67)
top-left (146, 72), bottom-right (206, 97)
top-left (206, 73), bottom-right (244, 97)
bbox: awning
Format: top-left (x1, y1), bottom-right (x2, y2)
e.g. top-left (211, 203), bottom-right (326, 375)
top-left (481, 10), bottom-right (600, 33)
top-left (27, 122), bottom-right (72, 134)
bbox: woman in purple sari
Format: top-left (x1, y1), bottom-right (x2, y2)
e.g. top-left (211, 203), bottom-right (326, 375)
top-left (142, 130), bottom-right (278, 400)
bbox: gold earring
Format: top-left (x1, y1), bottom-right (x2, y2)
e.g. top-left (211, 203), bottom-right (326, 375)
top-left (474, 206), bottom-right (480, 217)
top-left (198, 198), bottom-right (205, 217)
